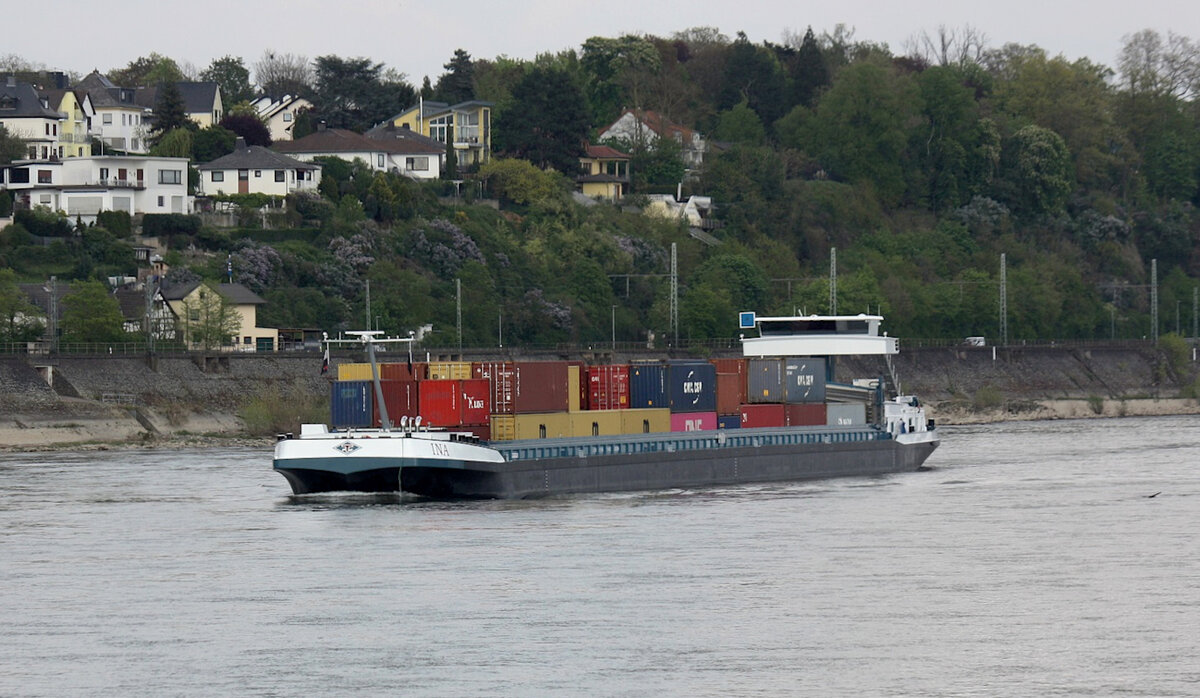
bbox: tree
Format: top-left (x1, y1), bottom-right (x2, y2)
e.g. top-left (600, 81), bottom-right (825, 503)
top-left (178, 284), bottom-right (241, 350)
top-left (1002, 125), bottom-right (1073, 217)
top-left (0, 269), bottom-right (42, 343)
top-left (150, 127), bottom-right (193, 158)
top-left (788, 27), bottom-right (830, 108)
top-left (581, 35), bottom-right (662, 124)
top-left (108, 53), bottom-right (184, 87)
top-left (915, 66), bottom-right (999, 210)
top-left (201, 55), bottom-right (254, 104)
top-left (191, 125), bottom-right (237, 163)
top-left (0, 124), bottom-right (25, 164)
top-left (311, 55), bottom-right (415, 132)
top-left (712, 100), bottom-right (765, 145)
top-left (476, 158), bottom-right (564, 205)
top-left (60, 280), bottom-right (128, 344)
top-left (219, 113), bottom-right (272, 146)
top-left (435, 49), bottom-right (475, 104)
top-left (493, 66), bottom-right (590, 173)
top-left (718, 32), bottom-right (788, 127)
top-left (151, 80), bottom-right (189, 143)
top-left (254, 50), bottom-right (313, 98)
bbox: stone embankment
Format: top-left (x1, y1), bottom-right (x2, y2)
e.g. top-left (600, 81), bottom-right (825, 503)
top-left (0, 344), bottom-right (1196, 451)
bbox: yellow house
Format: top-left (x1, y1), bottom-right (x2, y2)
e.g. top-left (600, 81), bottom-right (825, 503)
top-left (389, 99), bottom-right (492, 169)
top-left (577, 144), bottom-right (630, 201)
top-left (164, 281), bottom-right (278, 352)
top-left (40, 88), bottom-right (93, 157)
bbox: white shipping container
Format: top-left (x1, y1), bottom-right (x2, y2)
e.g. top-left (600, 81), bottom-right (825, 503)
top-left (826, 402), bottom-right (867, 426)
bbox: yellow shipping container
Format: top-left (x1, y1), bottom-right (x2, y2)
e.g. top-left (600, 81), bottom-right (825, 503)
top-left (620, 408), bottom-right (671, 435)
top-left (428, 361), bottom-right (472, 380)
top-left (513, 412), bottom-right (572, 440)
top-left (489, 415), bottom-right (516, 441)
top-left (569, 410), bottom-right (623, 437)
top-left (567, 365), bottom-right (581, 412)
top-left (337, 363), bottom-right (375, 381)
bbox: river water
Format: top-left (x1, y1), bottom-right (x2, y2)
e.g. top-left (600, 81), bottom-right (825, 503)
top-left (1, 416), bottom-right (1198, 697)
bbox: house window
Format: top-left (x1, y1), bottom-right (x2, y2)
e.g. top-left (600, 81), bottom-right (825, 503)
top-left (405, 157), bottom-right (429, 171)
top-left (102, 113), bottom-right (112, 124)
top-left (122, 114), bottom-right (127, 126)
top-left (254, 170), bottom-right (261, 177)
top-left (429, 115), bottom-right (449, 143)
top-left (159, 170), bottom-right (182, 184)
top-left (158, 196), bottom-right (164, 207)
top-left (283, 112), bottom-right (292, 122)
top-left (212, 171), bottom-right (224, 182)
top-left (244, 336), bottom-right (252, 345)
top-left (274, 170), bottom-right (285, 182)
top-left (37, 170), bottom-right (52, 184)
top-left (189, 309), bottom-right (200, 322)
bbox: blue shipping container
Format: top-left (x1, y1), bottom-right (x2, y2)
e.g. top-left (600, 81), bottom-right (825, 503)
top-left (330, 380), bottom-right (373, 427)
top-left (668, 361), bottom-right (717, 413)
top-left (783, 357), bottom-right (827, 403)
top-left (717, 414), bottom-right (742, 429)
top-left (629, 363), bottom-right (667, 409)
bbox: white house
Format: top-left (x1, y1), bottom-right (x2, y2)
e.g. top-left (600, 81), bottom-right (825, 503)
top-left (598, 108), bottom-right (707, 172)
top-left (0, 76), bottom-right (65, 161)
top-left (274, 126), bottom-right (444, 180)
top-left (196, 137), bottom-right (321, 197)
top-left (77, 71), bottom-right (151, 154)
top-left (0, 154), bottom-right (191, 221)
top-left (251, 94), bottom-right (312, 142)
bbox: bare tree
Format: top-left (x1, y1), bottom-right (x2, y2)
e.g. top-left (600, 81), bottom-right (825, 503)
top-left (1118, 29), bottom-right (1200, 99)
top-left (905, 24), bottom-right (989, 67)
top-left (0, 54), bottom-right (46, 72)
top-left (254, 50), bottom-right (313, 98)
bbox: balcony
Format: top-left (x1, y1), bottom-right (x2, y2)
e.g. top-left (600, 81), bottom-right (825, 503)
top-left (81, 178), bottom-right (145, 189)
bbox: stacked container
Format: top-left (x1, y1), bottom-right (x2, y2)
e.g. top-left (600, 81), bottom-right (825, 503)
top-left (330, 380), bottom-right (373, 428)
top-left (629, 363), bottom-right (668, 409)
top-left (587, 365), bottom-right (630, 410)
top-left (783, 358), bottom-right (827, 403)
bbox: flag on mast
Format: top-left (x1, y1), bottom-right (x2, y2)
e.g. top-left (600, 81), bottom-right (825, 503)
top-left (321, 345), bottom-right (329, 375)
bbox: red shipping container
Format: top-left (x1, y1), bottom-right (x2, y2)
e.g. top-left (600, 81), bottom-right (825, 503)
top-left (709, 358), bottom-right (747, 376)
top-left (473, 361), bottom-right (515, 414)
top-left (587, 365), bottom-right (630, 410)
top-left (419, 379), bottom-right (461, 427)
top-left (380, 362), bottom-right (426, 381)
top-left (459, 378), bottom-right (491, 426)
top-left (740, 403), bottom-right (785, 428)
top-left (715, 372), bottom-right (746, 416)
top-left (785, 403), bottom-right (827, 426)
top-left (374, 380), bottom-right (420, 427)
top-left (670, 412), bottom-right (717, 432)
top-left (513, 362), bottom-right (570, 413)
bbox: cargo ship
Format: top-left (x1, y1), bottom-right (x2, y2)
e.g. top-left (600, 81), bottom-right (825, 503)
top-left (273, 314), bottom-right (939, 499)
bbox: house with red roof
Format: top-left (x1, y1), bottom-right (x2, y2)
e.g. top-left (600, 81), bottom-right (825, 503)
top-left (577, 144), bottom-right (630, 201)
top-left (597, 109), bottom-right (707, 173)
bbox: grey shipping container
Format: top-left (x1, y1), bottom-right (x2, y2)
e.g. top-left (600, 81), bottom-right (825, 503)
top-left (826, 402), bottom-right (867, 426)
top-left (747, 358), bottom-right (783, 403)
top-left (783, 357), bottom-right (826, 403)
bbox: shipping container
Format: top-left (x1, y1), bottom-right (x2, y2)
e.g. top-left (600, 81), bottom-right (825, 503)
top-left (569, 409), bottom-right (624, 437)
top-left (668, 361), bottom-right (717, 413)
top-left (783, 357), bottom-right (827, 403)
top-left (464, 424), bottom-right (491, 441)
top-left (418, 379), bottom-right (460, 427)
top-left (671, 411), bottom-right (717, 432)
top-left (587, 365), bottom-right (630, 410)
top-left (826, 402), bottom-right (867, 426)
top-left (715, 372), bottom-right (745, 416)
top-left (785, 403), bottom-right (827, 426)
top-left (513, 362), bottom-right (571, 413)
top-left (513, 412), bottom-right (572, 440)
top-left (459, 378), bottom-right (491, 426)
top-left (717, 414), bottom-right (742, 430)
top-left (739, 403), bottom-right (785, 428)
top-left (374, 379), bottom-right (419, 427)
top-left (473, 361), bottom-right (515, 414)
top-left (380, 362), bottom-right (426, 381)
top-left (709, 358), bottom-right (747, 376)
top-left (747, 358), bottom-right (784, 403)
top-left (330, 380), bottom-right (373, 427)
top-left (490, 414), bottom-right (516, 441)
top-left (620, 408), bottom-right (671, 434)
top-left (337, 363), bottom-right (375, 381)
top-left (629, 363), bottom-right (667, 409)
top-left (567, 364), bottom-right (582, 412)
top-left (427, 361), bottom-right (473, 380)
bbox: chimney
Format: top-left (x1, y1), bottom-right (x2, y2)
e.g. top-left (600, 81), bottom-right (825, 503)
top-left (235, 137), bottom-right (247, 150)
top-left (317, 121), bottom-right (326, 132)
top-left (5, 76), bottom-right (15, 88)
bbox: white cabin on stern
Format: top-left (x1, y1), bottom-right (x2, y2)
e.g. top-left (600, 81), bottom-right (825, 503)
top-left (739, 313), bottom-right (898, 357)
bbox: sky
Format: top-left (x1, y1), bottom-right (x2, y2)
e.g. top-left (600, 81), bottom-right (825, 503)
top-left (5, 0), bottom-right (1198, 86)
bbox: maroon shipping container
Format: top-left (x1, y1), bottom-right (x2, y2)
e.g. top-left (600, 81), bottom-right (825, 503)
top-left (709, 358), bottom-right (747, 376)
top-left (463, 424), bottom-right (491, 441)
top-left (473, 361), bottom-right (515, 414)
top-left (380, 362), bottom-right (426, 381)
top-left (715, 372), bottom-right (746, 416)
top-left (513, 362), bottom-right (570, 413)
top-left (459, 378), bottom-right (491, 426)
top-left (739, 403), bottom-right (786, 428)
top-left (419, 379), bottom-right (460, 427)
top-left (785, 403), bottom-right (827, 426)
top-left (587, 365), bottom-right (630, 410)
top-left (373, 379), bottom-right (420, 427)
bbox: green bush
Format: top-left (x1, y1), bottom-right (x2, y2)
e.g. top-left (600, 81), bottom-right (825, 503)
top-left (972, 385), bottom-right (1004, 411)
top-left (0, 190), bottom-right (12, 217)
top-left (142, 213), bottom-right (202, 237)
top-left (15, 207), bottom-right (72, 237)
top-left (239, 383), bottom-right (329, 436)
top-left (96, 210), bottom-right (133, 237)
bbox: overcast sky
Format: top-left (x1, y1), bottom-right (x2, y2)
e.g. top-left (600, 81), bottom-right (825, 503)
top-left (6, 0), bottom-right (1197, 87)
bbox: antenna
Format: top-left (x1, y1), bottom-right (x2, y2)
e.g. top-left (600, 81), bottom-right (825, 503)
top-left (999, 253), bottom-right (1007, 346)
top-left (829, 247), bottom-right (837, 315)
top-left (670, 243), bottom-right (678, 345)
top-left (1151, 258), bottom-right (1158, 344)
